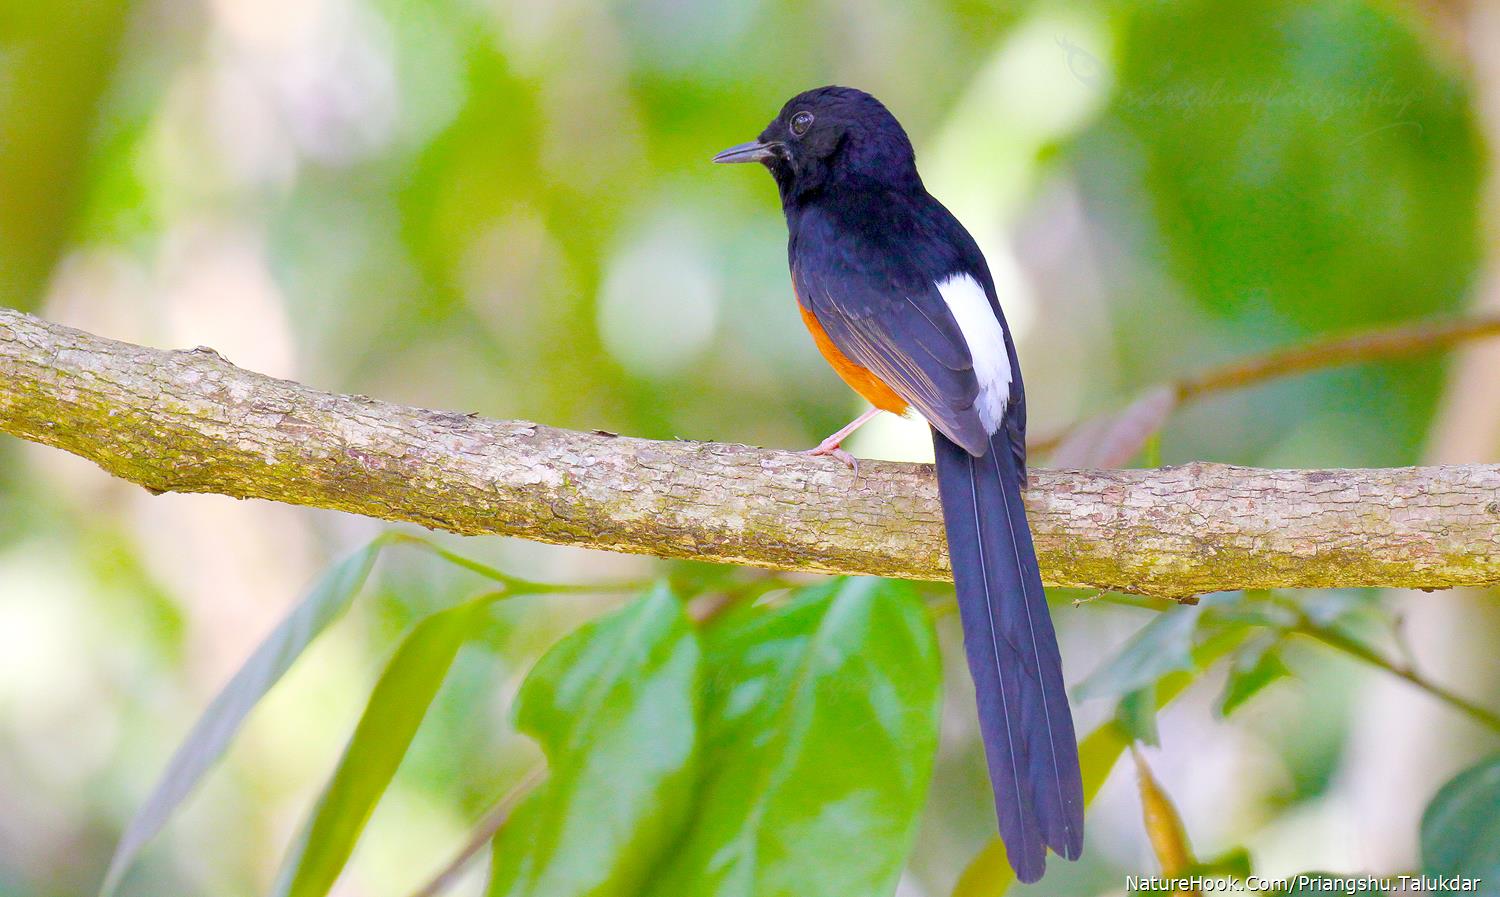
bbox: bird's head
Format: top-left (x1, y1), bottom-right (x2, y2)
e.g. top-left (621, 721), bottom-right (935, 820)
top-left (713, 86), bottom-right (920, 202)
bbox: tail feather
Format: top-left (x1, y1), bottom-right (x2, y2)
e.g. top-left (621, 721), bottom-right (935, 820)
top-left (933, 428), bottom-right (1084, 882)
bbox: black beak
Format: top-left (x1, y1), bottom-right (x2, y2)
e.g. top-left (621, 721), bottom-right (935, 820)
top-left (712, 140), bottom-right (778, 164)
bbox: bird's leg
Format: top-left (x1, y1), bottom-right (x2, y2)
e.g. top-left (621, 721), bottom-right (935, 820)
top-left (801, 406), bottom-right (882, 475)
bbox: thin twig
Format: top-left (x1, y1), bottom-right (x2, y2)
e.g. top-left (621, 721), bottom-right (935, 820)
top-left (387, 533), bottom-right (653, 596)
top-left (1031, 313), bottom-right (1500, 455)
top-left (407, 763), bottom-right (549, 897)
top-left (1106, 593), bottom-right (1500, 733)
top-left (1292, 622), bottom-right (1500, 734)
top-left (1179, 314), bottom-right (1500, 399)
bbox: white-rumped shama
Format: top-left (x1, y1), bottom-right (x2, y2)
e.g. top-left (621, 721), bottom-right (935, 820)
top-left (714, 86), bottom-right (1083, 883)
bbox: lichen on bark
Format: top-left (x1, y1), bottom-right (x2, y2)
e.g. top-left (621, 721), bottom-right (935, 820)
top-left (2, 307), bottom-right (1499, 599)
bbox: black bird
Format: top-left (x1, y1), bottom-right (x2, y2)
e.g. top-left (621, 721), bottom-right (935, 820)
top-left (714, 86), bottom-right (1083, 882)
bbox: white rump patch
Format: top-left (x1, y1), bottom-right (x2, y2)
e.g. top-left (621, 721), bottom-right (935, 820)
top-left (936, 272), bottom-right (1012, 434)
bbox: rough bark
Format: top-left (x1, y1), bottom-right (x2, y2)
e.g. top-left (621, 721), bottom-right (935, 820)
top-left (2, 307), bottom-right (1498, 598)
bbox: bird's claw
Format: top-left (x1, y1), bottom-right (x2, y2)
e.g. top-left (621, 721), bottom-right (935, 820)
top-left (801, 442), bottom-right (861, 480)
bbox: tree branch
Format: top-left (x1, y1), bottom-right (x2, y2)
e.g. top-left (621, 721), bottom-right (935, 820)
top-left (2, 308), bottom-right (1499, 599)
top-left (1031, 312), bottom-right (1500, 457)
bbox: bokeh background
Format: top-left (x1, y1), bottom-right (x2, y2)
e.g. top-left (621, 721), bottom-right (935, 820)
top-left (3, 0), bottom-right (1500, 894)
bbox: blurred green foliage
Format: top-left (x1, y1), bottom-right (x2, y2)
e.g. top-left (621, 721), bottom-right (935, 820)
top-left (0, 0), bottom-right (129, 309)
top-left (100, 541), bottom-right (381, 897)
top-left (4, 0), bottom-right (1500, 896)
top-left (1421, 753), bottom-right (1500, 894)
top-left (1072, 0), bottom-right (1481, 465)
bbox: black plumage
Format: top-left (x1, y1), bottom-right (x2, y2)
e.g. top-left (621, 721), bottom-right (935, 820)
top-left (715, 85), bottom-right (1084, 881)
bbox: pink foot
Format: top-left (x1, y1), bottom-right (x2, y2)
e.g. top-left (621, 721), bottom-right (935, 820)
top-left (799, 407), bottom-right (882, 480)
top-left (801, 439), bottom-right (860, 478)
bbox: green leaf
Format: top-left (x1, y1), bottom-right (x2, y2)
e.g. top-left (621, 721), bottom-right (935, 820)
top-left (101, 540), bottom-right (384, 897)
top-left (1075, 603), bottom-right (1204, 702)
top-left (643, 578), bottom-right (941, 897)
top-left (1116, 686), bottom-right (1160, 746)
top-left (1199, 591), bottom-right (1298, 631)
top-left (1421, 753), bottom-right (1500, 893)
top-left (1216, 634), bottom-right (1290, 718)
top-left (1191, 847), bottom-right (1253, 880)
top-left (272, 589), bottom-right (493, 897)
top-left (1297, 591), bottom-right (1380, 629)
top-left (488, 588), bottom-right (700, 897)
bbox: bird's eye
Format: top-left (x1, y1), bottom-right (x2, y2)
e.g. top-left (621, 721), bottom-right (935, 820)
top-left (790, 111), bottom-right (814, 137)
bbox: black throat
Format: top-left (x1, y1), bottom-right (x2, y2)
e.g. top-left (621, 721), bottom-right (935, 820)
top-left (773, 134), bottom-right (922, 213)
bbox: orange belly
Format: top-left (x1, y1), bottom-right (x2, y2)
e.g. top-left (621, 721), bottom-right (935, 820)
top-left (798, 303), bottom-right (909, 414)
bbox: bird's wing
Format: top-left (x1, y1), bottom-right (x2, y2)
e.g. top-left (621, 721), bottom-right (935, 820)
top-left (793, 243), bottom-right (992, 456)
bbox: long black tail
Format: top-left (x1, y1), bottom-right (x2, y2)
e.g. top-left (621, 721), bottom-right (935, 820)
top-left (932, 428), bottom-right (1084, 882)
